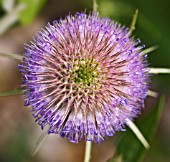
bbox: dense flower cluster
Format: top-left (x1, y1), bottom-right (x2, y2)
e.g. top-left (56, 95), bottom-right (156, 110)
top-left (19, 13), bottom-right (149, 143)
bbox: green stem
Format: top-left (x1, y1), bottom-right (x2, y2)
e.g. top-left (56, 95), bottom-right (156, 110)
top-left (126, 119), bottom-right (150, 149)
top-left (84, 141), bottom-right (92, 162)
top-left (0, 88), bottom-right (23, 97)
top-left (0, 52), bottom-right (23, 60)
top-left (93, 0), bottom-right (98, 13)
top-left (141, 46), bottom-right (158, 56)
top-left (129, 9), bottom-right (138, 34)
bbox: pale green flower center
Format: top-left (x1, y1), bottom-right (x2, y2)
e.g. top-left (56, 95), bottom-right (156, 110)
top-left (71, 59), bottom-right (100, 87)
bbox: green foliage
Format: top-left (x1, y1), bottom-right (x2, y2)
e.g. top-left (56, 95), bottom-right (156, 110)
top-left (110, 96), bottom-right (165, 162)
top-left (0, 128), bottom-right (31, 162)
top-left (18, 0), bottom-right (46, 25)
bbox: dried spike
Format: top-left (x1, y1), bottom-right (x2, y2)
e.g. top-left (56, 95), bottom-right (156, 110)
top-left (149, 68), bottom-right (170, 74)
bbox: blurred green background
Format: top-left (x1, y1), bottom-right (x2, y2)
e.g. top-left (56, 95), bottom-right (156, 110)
top-left (0, 0), bottom-right (170, 162)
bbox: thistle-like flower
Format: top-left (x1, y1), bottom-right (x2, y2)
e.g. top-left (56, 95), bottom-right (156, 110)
top-left (19, 13), bottom-right (149, 143)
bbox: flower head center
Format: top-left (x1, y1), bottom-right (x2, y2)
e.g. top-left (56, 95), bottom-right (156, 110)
top-left (72, 59), bottom-right (99, 87)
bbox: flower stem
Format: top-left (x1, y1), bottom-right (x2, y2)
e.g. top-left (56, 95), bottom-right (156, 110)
top-left (84, 141), bottom-right (92, 162)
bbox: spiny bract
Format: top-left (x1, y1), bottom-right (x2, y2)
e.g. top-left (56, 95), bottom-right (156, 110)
top-left (19, 12), bottom-right (149, 143)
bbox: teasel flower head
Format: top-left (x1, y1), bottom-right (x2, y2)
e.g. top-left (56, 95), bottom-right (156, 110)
top-left (19, 12), bottom-right (149, 143)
